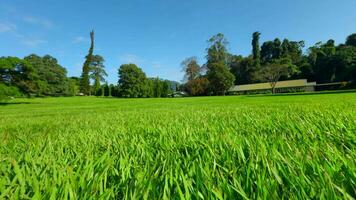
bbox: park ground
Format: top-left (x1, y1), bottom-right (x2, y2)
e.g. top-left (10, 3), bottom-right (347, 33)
top-left (0, 92), bottom-right (355, 199)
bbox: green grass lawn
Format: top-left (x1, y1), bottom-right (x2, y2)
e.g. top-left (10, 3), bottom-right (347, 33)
top-left (1, 93), bottom-right (355, 199)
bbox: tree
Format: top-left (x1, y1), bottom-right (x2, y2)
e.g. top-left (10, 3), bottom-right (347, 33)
top-left (118, 64), bottom-right (148, 98)
top-left (0, 83), bottom-right (21, 101)
top-left (67, 77), bottom-right (80, 96)
top-left (80, 30), bottom-right (94, 95)
top-left (280, 39), bottom-right (304, 64)
top-left (90, 55), bottom-right (107, 96)
top-left (181, 57), bottom-right (201, 81)
top-left (24, 54), bottom-right (68, 96)
top-left (0, 56), bottom-right (38, 95)
top-left (261, 38), bottom-right (284, 64)
top-left (346, 33), bottom-right (356, 47)
top-left (110, 84), bottom-right (118, 97)
top-left (207, 62), bottom-right (235, 95)
top-left (153, 77), bottom-right (162, 97)
top-left (206, 33), bottom-right (229, 64)
top-left (185, 77), bottom-right (209, 96)
top-left (252, 31), bottom-right (261, 67)
top-left (161, 80), bottom-right (171, 97)
top-left (206, 33), bottom-right (235, 95)
top-left (254, 58), bottom-right (298, 93)
top-left (308, 40), bottom-right (337, 83)
top-left (102, 83), bottom-right (110, 97)
top-left (230, 55), bottom-right (255, 85)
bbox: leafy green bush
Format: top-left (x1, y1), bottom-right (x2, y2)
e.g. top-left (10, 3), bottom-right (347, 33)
top-left (0, 84), bottom-right (22, 101)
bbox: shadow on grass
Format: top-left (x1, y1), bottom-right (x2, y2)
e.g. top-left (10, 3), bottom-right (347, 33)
top-left (0, 102), bottom-right (33, 106)
top-left (245, 89), bottom-right (356, 98)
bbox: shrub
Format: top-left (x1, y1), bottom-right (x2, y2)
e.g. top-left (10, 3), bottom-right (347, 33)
top-left (0, 84), bottom-right (22, 101)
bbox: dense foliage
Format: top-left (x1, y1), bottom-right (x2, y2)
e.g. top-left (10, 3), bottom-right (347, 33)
top-left (182, 32), bottom-right (356, 96)
top-left (24, 54), bottom-right (69, 96)
top-left (0, 93), bottom-right (355, 199)
top-left (117, 64), bottom-right (173, 98)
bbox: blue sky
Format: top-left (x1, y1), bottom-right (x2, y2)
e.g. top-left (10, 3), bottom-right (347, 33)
top-left (1, 0), bottom-right (355, 83)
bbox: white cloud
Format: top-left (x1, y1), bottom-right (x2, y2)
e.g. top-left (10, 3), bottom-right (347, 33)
top-left (73, 36), bottom-right (89, 44)
top-left (151, 61), bottom-right (163, 68)
top-left (0, 22), bottom-right (16, 33)
top-left (23, 16), bottom-right (54, 29)
top-left (119, 54), bottom-right (145, 64)
top-left (21, 38), bottom-right (47, 47)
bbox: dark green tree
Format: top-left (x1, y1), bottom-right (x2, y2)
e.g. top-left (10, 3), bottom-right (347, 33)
top-left (67, 77), bottom-right (80, 96)
top-left (24, 54), bottom-right (68, 96)
top-left (161, 80), bottom-right (171, 97)
top-left (346, 33), bottom-right (356, 47)
top-left (153, 77), bottom-right (162, 97)
top-left (308, 40), bottom-right (337, 82)
top-left (230, 55), bottom-right (255, 85)
top-left (90, 55), bottom-right (107, 96)
top-left (118, 64), bottom-right (148, 98)
top-left (0, 56), bottom-right (38, 95)
top-left (261, 38), bottom-right (283, 63)
top-left (80, 30), bottom-right (94, 95)
top-left (252, 31), bottom-right (261, 67)
top-left (0, 83), bottom-right (21, 101)
top-left (206, 33), bottom-right (235, 95)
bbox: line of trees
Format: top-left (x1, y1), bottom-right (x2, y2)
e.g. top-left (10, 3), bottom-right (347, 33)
top-left (182, 32), bottom-right (356, 95)
top-left (0, 30), bottom-right (179, 100)
top-left (1, 31), bottom-right (355, 100)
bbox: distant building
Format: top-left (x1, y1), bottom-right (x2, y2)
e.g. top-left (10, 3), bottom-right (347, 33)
top-left (229, 79), bottom-right (317, 94)
top-left (170, 91), bottom-right (187, 97)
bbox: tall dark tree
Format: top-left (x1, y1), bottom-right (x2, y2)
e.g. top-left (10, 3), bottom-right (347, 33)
top-left (346, 33), bottom-right (356, 47)
top-left (80, 30), bottom-right (94, 95)
top-left (230, 55), bottom-right (255, 85)
top-left (206, 33), bottom-right (235, 95)
top-left (308, 40), bottom-right (337, 82)
top-left (252, 31), bottom-right (261, 67)
top-left (261, 38), bottom-right (283, 64)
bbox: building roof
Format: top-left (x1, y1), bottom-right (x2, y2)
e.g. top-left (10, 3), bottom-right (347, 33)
top-left (229, 79), bottom-right (316, 92)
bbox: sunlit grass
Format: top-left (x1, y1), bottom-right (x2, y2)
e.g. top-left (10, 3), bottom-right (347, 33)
top-left (0, 93), bottom-right (355, 199)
